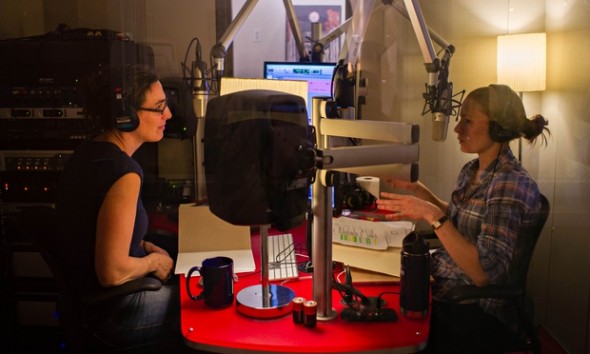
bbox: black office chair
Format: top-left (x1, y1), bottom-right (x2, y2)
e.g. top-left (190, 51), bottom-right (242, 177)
top-left (14, 206), bottom-right (167, 354)
top-left (431, 194), bottom-right (550, 354)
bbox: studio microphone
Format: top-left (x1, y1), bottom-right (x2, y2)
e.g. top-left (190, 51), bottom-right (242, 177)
top-left (424, 46), bottom-right (457, 142)
top-left (193, 60), bottom-right (210, 119)
top-left (333, 60), bottom-right (355, 108)
top-left (210, 43), bottom-right (226, 79)
top-left (431, 79), bottom-right (453, 142)
top-left (193, 60), bottom-right (208, 92)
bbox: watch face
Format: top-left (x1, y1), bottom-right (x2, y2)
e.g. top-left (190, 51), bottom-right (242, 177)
top-left (432, 216), bottom-right (448, 230)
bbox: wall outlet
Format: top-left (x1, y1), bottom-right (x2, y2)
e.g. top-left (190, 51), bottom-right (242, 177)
top-left (253, 28), bottom-right (261, 42)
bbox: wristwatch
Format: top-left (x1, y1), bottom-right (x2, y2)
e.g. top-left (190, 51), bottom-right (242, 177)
top-left (431, 215), bottom-right (448, 230)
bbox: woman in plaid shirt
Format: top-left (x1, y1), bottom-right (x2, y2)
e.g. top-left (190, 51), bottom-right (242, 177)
top-left (377, 84), bottom-right (550, 353)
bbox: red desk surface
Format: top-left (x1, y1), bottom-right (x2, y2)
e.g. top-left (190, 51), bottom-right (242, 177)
top-left (180, 225), bottom-right (429, 353)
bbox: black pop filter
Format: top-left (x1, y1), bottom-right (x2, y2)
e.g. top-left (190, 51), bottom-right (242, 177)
top-left (204, 89), bottom-right (316, 231)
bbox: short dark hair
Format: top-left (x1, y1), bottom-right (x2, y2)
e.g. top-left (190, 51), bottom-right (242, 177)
top-left (81, 65), bottom-right (159, 131)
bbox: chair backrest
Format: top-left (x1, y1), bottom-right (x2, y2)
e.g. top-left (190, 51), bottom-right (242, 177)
top-left (507, 193), bottom-right (550, 285)
top-left (15, 206), bottom-right (65, 288)
top-left (15, 206), bottom-right (87, 352)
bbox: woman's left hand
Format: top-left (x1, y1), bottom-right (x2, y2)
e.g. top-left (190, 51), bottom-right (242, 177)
top-left (143, 240), bottom-right (170, 257)
top-left (376, 192), bottom-right (440, 222)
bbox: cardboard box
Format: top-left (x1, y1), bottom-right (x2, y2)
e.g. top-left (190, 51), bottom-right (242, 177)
top-left (175, 204), bottom-right (255, 276)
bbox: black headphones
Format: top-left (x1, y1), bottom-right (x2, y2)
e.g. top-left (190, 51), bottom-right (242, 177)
top-left (489, 121), bottom-right (519, 143)
top-left (488, 84), bottom-right (520, 143)
top-left (112, 82), bottom-right (139, 132)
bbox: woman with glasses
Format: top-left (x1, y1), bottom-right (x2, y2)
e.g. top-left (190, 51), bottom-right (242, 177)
top-left (57, 65), bottom-right (182, 351)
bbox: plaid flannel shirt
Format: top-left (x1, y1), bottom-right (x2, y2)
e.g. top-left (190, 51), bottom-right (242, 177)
top-left (431, 148), bottom-right (542, 327)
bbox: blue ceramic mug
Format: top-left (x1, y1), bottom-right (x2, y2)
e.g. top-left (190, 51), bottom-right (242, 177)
top-left (186, 256), bottom-right (234, 308)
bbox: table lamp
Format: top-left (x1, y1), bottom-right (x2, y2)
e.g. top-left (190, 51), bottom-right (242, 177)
top-left (497, 32), bottom-right (546, 93)
top-left (497, 32), bottom-right (547, 160)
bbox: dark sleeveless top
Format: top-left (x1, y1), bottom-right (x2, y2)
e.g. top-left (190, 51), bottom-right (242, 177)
top-left (56, 140), bottom-right (147, 297)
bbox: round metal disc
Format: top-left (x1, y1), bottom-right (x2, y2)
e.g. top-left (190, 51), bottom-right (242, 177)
top-left (236, 284), bottom-right (295, 319)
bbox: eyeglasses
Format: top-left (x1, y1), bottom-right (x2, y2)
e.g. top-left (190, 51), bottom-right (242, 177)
top-left (137, 100), bottom-right (168, 115)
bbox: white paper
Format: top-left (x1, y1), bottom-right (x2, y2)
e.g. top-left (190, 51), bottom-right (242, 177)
top-left (332, 217), bottom-right (414, 250)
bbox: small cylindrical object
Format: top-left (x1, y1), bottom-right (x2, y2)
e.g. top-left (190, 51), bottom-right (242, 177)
top-left (292, 297), bottom-right (305, 324)
top-left (400, 231), bottom-right (430, 318)
top-left (303, 300), bottom-right (317, 328)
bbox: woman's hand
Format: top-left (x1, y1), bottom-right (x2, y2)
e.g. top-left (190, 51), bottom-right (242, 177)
top-left (143, 241), bottom-right (174, 282)
top-left (146, 252), bottom-right (174, 282)
top-left (383, 179), bottom-right (449, 215)
top-left (143, 240), bottom-right (170, 257)
top-left (385, 179), bottom-right (430, 200)
top-left (376, 191), bottom-right (444, 224)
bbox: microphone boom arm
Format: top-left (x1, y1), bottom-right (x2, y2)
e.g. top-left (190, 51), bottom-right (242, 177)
top-left (401, 0), bottom-right (438, 66)
top-left (391, 0), bottom-right (452, 61)
top-left (212, 0), bottom-right (260, 79)
top-left (283, 0), bottom-right (309, 61)
top-left (391, 0), bottom-right (462, 141)
top-left (211, 0), bottom-right (310, 82)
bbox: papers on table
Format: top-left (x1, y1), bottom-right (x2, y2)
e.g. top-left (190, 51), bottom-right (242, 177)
top-left (332, 217), bottom-right (415, 277)
top-left (332, 217), bottom-right (414, 250)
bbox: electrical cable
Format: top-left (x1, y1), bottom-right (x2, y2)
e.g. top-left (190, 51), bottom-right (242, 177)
top-left (181, 37), bottom-right (199, 89)
top-left (181, 36), bottom-right (213, 94)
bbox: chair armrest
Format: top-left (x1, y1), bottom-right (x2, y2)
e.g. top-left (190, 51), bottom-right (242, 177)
top-left (416, 229), bottom-right (437, 239)
top-left (415, 229), bottom-right (442, 249)
top-left (446, 284), bottom-right (523, 302)
top-left (82, 277), bottom-right (163, 306)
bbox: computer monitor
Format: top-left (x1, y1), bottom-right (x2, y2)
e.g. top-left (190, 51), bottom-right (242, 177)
top-left (263, 61), bottom-right (336, 121)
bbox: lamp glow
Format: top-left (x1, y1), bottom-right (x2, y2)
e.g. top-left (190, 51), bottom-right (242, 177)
top-left (497, 33), bottom-right (547, 92)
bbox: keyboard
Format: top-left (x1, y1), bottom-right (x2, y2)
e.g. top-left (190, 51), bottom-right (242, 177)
top-left (267, 233), bottom-right (299, 281)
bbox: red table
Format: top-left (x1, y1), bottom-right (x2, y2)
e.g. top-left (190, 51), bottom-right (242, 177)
top-left (180, 225), bottom-right (430, 353)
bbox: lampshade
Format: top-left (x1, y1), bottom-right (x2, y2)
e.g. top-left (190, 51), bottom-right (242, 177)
top-left (497, 32), bottom-right (546, 92)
